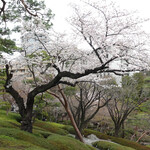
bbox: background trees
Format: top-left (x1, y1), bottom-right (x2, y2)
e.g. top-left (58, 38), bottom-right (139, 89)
top-left (106, 73), bottom-right (149, 137)
top-left (67, 82), bottom-right (112, 132)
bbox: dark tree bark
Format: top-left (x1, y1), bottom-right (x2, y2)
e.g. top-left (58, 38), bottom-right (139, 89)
top-left (121, 122), bottom-right (125, 138)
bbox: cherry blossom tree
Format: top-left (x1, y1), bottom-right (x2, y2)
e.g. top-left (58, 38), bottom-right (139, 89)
top-left (4, 0), bottom-right (150, 134)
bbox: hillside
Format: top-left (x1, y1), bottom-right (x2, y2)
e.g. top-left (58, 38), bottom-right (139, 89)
top-left (0, 109), bottom-right (150, 150)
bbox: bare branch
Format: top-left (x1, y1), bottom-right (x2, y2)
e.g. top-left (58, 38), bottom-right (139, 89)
top-left (0, 0), bottom-right (6, 17)
top-left (20, 0), bottom-right (38, 17)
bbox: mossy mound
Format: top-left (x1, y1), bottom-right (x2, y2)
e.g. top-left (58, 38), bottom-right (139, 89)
top-left (0, 110), bottom-right (95, 150)
top-left (83, 129), bottom-right (150, 150)
top-left (92, 141), bottom-right (135, 150)
top-left (0, 110), bottom-right (20, 129)
top-left (33, 120), bottom-right (68, 135)
top-left (62, 125), bottom-right (75, 134)
top-left (0, 135), bottom-right (46, 150)
top-left (47, 134), bottom-right (95, 150)
top-left (0, 127), bottom-right (53, 149)
top-left (0, 127), bottom-right (95, 150)
top-left (83, 129), bottom-right (111, 140)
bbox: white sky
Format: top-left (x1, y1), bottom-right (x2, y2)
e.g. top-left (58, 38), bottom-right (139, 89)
top-left (45, 0), bottom-right (150, 33)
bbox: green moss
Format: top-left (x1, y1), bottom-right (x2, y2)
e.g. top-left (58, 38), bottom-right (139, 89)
top-left (33, 120), bottom-right (68, 135)
top-left (83, 129), bottom-right (111, 140)
top-left (0, 135), bottom-right (47, 150)
top-left (92, 141), bottom-right (135, 150)
top-left (0, 110), bottom-right (21, 129)
top-left (62, 125), bottom-right (75, 134)
top-left (147, 145), bottom-right (150, 148)
top-left (87, 145), bottom-right (97, 150)
top-left (83, 129), bottom-right (150, 150)
top-left (47, 134), bottom-right (95, 150)
top-left (111, 137), bottom-right (150, 150)
top-left (33, 129), bottom-right (53, 138)
top-left (0, 128), bottom-right (53, 149)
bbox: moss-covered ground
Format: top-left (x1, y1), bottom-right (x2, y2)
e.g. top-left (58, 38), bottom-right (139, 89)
top-left (0, 109), bottom-right (150, 150)
top-left (92, 141), bottom-right (135, 150)
top-left (83, 129), bottom-right (150, 150)
top-left (0, 110), bottom-right (94, 150)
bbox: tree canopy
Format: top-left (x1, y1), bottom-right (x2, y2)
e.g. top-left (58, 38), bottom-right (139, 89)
top-left (1, 0), bottom-right (150, 135)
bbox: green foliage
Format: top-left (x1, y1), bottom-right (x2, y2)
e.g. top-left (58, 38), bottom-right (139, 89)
top-left (139, 100), bottom-right (150, 113)
top-left (144, 76), bottom-right (150, 88)
top-left (0, 101), bottom-right (11, 110)
top-left (120, 72), bottom-right (148, 105)
top-left (33, 92), bottom-right (59, 120)
top-left (0, 0), bottom-right (53, 33)
top-left (0, 71), bottom-right (11, 114)
top-left (0, 38), bottom-right (17, 54)
top-left (24, 79), bottom-right (34, 84)
top-left (64, 86), bottom-right (78, 96)
top-left (0, 69), bottom-right (6, 85)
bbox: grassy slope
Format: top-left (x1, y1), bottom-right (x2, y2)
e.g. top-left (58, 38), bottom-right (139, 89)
top-left (92, 141), bottom-right (135, 150)
top-left (0, 109), bottom-right (149, 150)
top-left (83, 129), bottom-right (150, 150)
top-left (0, 110), bottom-right (94, 150)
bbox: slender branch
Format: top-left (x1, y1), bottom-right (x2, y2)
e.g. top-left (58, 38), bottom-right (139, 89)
top-left (0, 0), bottom-right (6, 17)
top-left (20, 0), bottom-right (38, 17)
top-left (47, 91), bottom-right (65, 107)
top-left (58, 81), bottom-right (79, 87)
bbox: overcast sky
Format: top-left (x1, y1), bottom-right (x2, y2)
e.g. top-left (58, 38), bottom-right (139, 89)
top-left (45, 0), bottom-right (150, 33)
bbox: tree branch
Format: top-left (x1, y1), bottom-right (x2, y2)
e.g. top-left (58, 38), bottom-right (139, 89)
top-left (0, 0), bottom-right (6, 17)
top-left (20, 0), bottom-right (38, 17)
top-left (4, 64), bottom-right (26, 117)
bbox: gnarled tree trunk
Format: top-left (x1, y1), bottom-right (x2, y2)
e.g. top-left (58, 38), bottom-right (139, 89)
top-left (20, 95), bottom-right (35, 132)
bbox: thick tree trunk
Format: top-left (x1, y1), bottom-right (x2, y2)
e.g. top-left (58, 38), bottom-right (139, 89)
top-left (21, 115), bottom-right (32, 133)
top-left (114, 125), bottom-right (121, 137)
top-left (21, 95), bottom-right (34, 133)
top-left (121, 122), bottom-right (125, 138)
